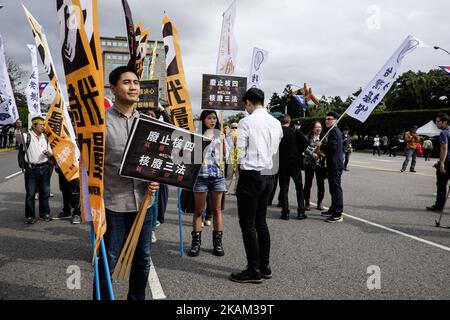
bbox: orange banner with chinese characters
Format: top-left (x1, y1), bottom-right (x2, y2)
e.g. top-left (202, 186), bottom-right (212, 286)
top-left (57, 0), bottom-right (106, 256)
top-left (23, 5), bottom-right (79, 181)
top-left (162, 15), bottom-right (195, 132)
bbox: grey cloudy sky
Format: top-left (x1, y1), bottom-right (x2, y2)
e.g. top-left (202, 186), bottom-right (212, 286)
top-left (0, 0), bottom-right (449, 116)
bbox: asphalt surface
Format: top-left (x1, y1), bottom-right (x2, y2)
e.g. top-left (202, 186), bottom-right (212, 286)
top-left (0, 151), bottom-right (449, 300)
top-left (0, 150), bottom-right (22, 184)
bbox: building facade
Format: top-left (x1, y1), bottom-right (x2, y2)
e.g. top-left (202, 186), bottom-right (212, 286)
top-left (100, 36), bottom-right (167, 104)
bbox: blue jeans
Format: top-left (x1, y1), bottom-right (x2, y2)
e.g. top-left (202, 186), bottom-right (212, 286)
top-left (401, 147), bottom-right (417, 171)
top-left (24, 164), bottom-right (50, 219)
top-left (150, 190), bottom-right (159, 231)
top-left (193, 176), bottom-right (227, 192)
top-left (97, 208), bottom-right (153, 300)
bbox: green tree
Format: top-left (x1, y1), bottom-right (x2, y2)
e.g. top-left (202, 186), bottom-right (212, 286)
top-left (383, 69), bottom-right (450, 110)
top-left (225, 112), bottom-right (245, 125)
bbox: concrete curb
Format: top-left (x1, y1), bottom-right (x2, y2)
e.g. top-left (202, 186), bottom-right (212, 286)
top-left (0, 148), bottom-right (17, 153)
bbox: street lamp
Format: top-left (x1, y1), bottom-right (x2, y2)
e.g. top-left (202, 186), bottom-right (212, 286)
top-left (434, 46), bottom-right (450, 56)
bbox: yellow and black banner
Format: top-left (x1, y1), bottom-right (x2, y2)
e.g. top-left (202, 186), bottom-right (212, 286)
top-left (57, 0), bottom-right (106, 256)
top-left (134, 22), bottom-right (150, 80)
top-left (122, 0), bottom-right (137, 68)
top-left (162, 15), bottom-right (195, 132)
top-left (23, 5), bottom-right (79, 181)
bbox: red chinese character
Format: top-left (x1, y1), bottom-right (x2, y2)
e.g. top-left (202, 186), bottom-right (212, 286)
top-left (144, 142), bottom-right (150, 148)
top-left (159, 145), bottom-right (165, 152)
top-left (164, 172), bottom-right (171, 178)
top-left (136, 166), bottom-right (142, 173)
top-left (177, 176), bottom-right (184, 182)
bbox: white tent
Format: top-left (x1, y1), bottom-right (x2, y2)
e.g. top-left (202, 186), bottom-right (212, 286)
top-left (417, 120), bottom-right (441, 137)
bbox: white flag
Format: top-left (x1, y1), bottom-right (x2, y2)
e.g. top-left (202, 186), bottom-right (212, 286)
top-left (345, 35), bottom-right (425, 123)
top-left (0, 35), bottom-right (18, 126)
top-left (25, 44), bottom-right (41, 116)
top-left (216, 0), bottom-right (237, 75)
top-left (248, 47), bottom-right (268, 88)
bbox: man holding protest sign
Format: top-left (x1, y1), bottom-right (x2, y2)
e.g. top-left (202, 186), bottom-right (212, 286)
top-left (97, 66), bottom-right (159, 300)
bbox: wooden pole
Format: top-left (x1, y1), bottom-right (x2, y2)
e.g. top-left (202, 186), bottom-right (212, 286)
top-left (219, 110), bottom-right (225, 165)
top-left (120, 194), bottom-right (150, 279)
top-left (112, 191), bottom-right (151, 280)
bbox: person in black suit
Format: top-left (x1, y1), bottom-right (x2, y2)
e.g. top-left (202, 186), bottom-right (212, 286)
top-left (320, 112), bottom-right (344, 222)
top-left (278, 114), bottom-right (308, 220)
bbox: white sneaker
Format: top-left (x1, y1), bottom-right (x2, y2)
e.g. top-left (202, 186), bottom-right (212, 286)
top-left (204, 219), bottom-right (211, 226)
top-left (152, 231), bottom-right (157, 243)
top-left (155, 221), bottom-right (161, 228)
top-left (50, 193), bottom-right (54, 197)
top-left (35, 193), bottom-right (38, 200)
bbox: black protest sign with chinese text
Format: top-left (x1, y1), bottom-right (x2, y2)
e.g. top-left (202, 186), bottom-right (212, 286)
top-left (119, 115), bottom-right (211, 190)
top-left (136, 80), bottom-right (159, 111)
top-left (201, 74), bottom-right (247, 111)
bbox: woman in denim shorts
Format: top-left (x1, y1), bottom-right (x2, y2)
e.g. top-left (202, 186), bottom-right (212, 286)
top-left (188, 110), bottom-right (228, 257)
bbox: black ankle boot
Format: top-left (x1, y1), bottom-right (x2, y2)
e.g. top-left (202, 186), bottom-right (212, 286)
top-left (188, 231), bottom-right (202, 257)
top-left (212, 230), bottom-right (225, 256)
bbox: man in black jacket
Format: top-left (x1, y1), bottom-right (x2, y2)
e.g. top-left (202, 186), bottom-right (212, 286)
top-left (278, 114), bottom-right (308, 220)
top-left (321, 112), bottom-right (344, 222)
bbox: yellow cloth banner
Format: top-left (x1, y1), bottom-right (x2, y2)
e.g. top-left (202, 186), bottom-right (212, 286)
top-left (134, 21), bottom-right (150, 80)
top-left (23, 5), bottom-right (79, 181)
top-left (149, 40), bottom-right (158, 80)
top-left (58, 0), bottom-right (106, 256)
top-left (162, 15), bottom-right (195, 132)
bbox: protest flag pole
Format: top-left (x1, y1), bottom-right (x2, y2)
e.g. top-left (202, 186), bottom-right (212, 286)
top-left (121, 195), bottom-right (150, 279)
top-left (319, 112), bottom-right (346, 144)
top-left (100, 237), bottom-right (115, 300)
top-left (177, 188), bottom-right (184, 257)
top-left (89, 222), bottom-right (101, 300)
top-left (111, 198), bottom-right (143, 280)
top-left (219, 110), bottom-right (225, 166)
top-left (114, 191), bottom-right (151, 280)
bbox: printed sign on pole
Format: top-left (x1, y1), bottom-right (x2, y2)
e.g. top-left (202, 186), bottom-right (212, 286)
top-left (201, 74), bottom-right (247, 111)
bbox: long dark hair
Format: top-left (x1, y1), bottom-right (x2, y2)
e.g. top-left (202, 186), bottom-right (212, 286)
top-left (309, 120), bottom-right (324, 138)
top-left (200, 110), bottom-right (220, 134)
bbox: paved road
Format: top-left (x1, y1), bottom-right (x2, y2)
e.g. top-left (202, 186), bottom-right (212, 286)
top-left (0, 151), bottom-right (449, 300)
top-left (0, 150), bottom-right (23, 184)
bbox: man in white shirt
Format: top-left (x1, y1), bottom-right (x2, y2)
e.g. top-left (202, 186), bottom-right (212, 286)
top-left (230, 88), bottom-right (283, 284)
top-left (23, 116), bottom-right (53, 224)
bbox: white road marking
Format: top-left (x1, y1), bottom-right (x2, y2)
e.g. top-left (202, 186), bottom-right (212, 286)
top-left (148, 258), bottom-right (166, 299)
top-left (311, 203), bottom-right (450, 252)
top-left (5, 171), bottom-right (23, 180)
top-left (350, 161), bottom-right (370, 164)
